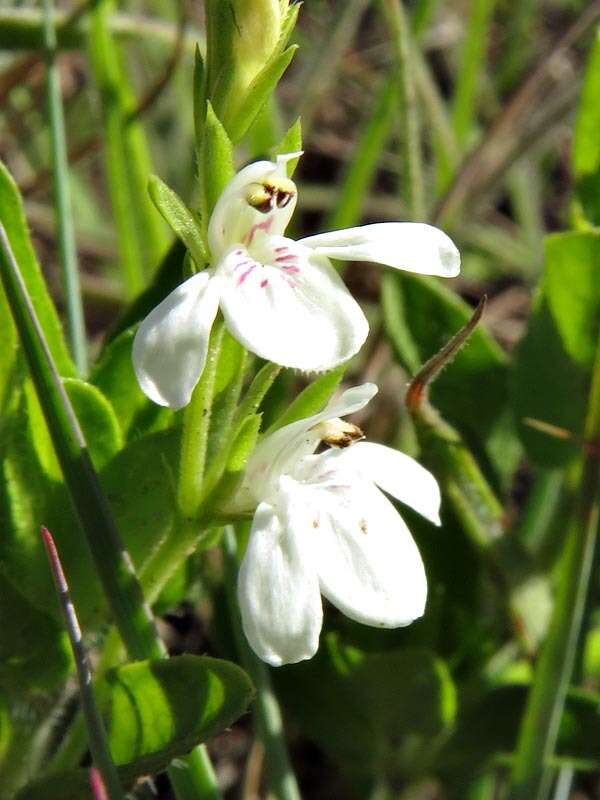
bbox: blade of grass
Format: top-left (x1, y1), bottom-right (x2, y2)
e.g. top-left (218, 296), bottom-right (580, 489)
top-left (87, 0), bottom-right (167, 298)
top-left (450, 0), bottom-right (496, 149)
top-left (42, 0), bottom-right (87, 375)
top-left (222, 526), bottom-right (302, 800)
top-left (41, 526), bottom-right (125, 800)
top-left (507, 330), bottom-right (600, 800)
top-left (380, 0), bottom-right (425, 220)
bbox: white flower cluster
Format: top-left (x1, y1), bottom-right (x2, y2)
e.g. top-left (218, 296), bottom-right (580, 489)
top-left (133, 154), bottom-right (460, 665)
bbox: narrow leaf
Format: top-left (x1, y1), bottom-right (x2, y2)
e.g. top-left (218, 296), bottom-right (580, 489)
top-left (148, 175), bottom-right (208, 269)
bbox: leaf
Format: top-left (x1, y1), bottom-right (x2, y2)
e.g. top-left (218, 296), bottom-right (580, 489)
top-left (271, 117), bottom-right (302, 176)
top-left (0, 160), bottom-right (75, 410)
top-left (266, 365), bottom-right (346, 434)
top-left (90, 328), bottom-right (170, 440)
top-left (16, 655), bottom-right (253, 800)
top-left (226, 46), bottom-right (298, 143)
top-left (274, 639), bottom-right (456, 783)
top-left (0, 573), bottom-right (72, 695)
top-left (573, 30), bottom-right (600, 225)
top-left (511, 233), bottom-right (599, 467)
top-left (201, 103), bottom-right (235, 221)
top-left (544, 231), bottom-right (600, 368)
top-left (148, 175), bottom-right (208, 269)
top-left (100, 427), bottom-right (180, 575)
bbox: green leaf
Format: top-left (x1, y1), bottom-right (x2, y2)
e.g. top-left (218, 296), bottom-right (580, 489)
top-left (274, 639), bottom-right (456, 784)
top-left (201, 103), bottom-right (235, 222)
top-left (226, 45), bottom-right (298, 143)
top-left (511, 233), bottom-right (600, 466)
top-left (100, 427), bottom-right (180, 576)
top-left (573, 30), bottom-right (600, 225)
top-left (0, 573), bottom-right (72, 695)
top-left (544, 231), bottom-right (600, 368)
top-left (148, 175), bottom-right (208, 269)
top-left (266, 366), bottom-right (346, 434)
top-left (0, 160), bottom-right (75, 405)
top-left (16, 655), bottom-right (253, 800)
top-left (64, 379), bottom-right (123, 469)
top-left (90, 328), bottom-right (167, 440)
top-left (271, 117), bottom-right (302, 176)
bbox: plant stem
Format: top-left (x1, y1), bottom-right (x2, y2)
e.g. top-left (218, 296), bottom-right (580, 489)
top-left (41, 527), bottom-right (124, 800)
top-left (222, 527), bottom-right (302, 800)
top-left (507, 334), bottom-right (600, 800)
top-left (380, 0), bottom-right (425, 220)
top-left (41, 0), bottom-right (88, 375)
top-left (177, 320), bottom-right (225, 519)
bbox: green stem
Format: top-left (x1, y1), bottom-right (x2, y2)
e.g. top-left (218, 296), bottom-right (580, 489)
top-left (41, 0), bottom-right (88, 375)
top-left (380, 0), bottom-right (425, 220)
top-left (41, 527), bottom-right (124, 800)
top-left (222, 527), bottom-right (302, 800)
top-left (177, 319), bottom-right (225, 519)
top-left (508, 336), bottom-right (600, 800)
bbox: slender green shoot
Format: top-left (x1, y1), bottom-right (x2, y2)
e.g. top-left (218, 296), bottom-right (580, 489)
top-left (380, 0), bottom-right (425, 220)
top-left (41, 0), bottom-right (87, 375)
top-left (41, 527), bottom-right (124, 800)
top-left (222, 527), bottom-right (302, 800)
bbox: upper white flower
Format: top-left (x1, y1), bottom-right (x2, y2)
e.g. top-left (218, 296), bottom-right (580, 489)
top-left (232, 383), bottom-right (442, 666)
top-left (133, 154), bottom-right (460, 409)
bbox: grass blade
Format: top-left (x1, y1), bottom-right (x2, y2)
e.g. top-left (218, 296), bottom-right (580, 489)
top-left (41, 0), bottom-right (88, 375)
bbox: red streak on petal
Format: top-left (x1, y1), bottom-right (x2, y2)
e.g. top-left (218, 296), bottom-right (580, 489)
top-left (260, 279), bottom-right (269, 288)
top-left (274, 246), bottom-right (289, 253)
top-left (238, 264), bottom-right (257, 285)
top-left (243, 216), bottom-right (273, 247)
top-left (282, 265), bottom-right (300, 273)
top-left (234, 259), bottom-right (254, 271)
top-left (275, 255), bottom-right (297, 263)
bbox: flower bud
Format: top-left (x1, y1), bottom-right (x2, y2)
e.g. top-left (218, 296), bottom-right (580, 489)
top-left (205, 0), bottom-right (287, 126)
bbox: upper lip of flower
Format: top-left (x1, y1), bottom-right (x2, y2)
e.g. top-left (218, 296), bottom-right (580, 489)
top-left (132, 153), bottom-right (461, 410)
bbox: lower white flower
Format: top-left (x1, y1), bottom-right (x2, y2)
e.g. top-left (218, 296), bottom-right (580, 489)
top-left (133, 154), bottom-right (460, 409)
top-left (232, 383), bottom-right (442, 666)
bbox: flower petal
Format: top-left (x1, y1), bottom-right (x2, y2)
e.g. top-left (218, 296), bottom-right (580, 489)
top-left (132, 272), bottom-right (220, 409)
top-left (237, 383), bottom-right (378, 505)
top-left (218, 239), bottom-right (368, 372)
top-left (207, 158), bottom-right (298, 258)
top-left (335, 441), bottom-right (442, 525)
top-left (300, 223), bottom-right (460, 278)
top-left (306, 469), bottom-right (427, 627)
top-left (238, 483), bottom-right (323, 666)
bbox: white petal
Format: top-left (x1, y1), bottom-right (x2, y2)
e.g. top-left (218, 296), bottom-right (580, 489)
top-left (132, 272), bottom-right (220, 409)
top-left (241, 383), bottom-right (378, 504)
top-left (308, 473), bottom-right (427, 627)
top-left (335, 442), bottom-right (442, 525)
top-left (238, 484), bottom-right (323, 666)
top-left (218, 238), bottom-right (368, 372)
top-left (207, 160), bottom-right (298, 258)
top-left (300, 223), bottom-right (460, 278)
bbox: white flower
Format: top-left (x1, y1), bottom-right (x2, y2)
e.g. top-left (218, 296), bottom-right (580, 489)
top-left (133, 155), bottom-right (460, 409)
top-left (231, 383), bottom-right (442, 666)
